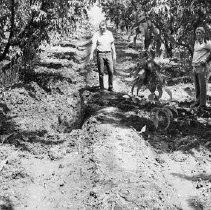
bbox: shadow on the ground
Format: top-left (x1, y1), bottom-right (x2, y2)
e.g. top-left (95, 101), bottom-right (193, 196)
top-left (187, 198), bottom-right (204, 210)
top-left (5, 131), bottom-right (65, 152)
top-left (0, 103), bottom-right (10, 114)
top-left (167, 76), bottom-right (192, 86)
top-left (171, 173), bottom-right (211, 182)
top-left (39, 44), bottom-right (85, 68)
top-left (0, 196), bottom-right (14, 210)
top-left (143, 104), bottom-right (211, 153)
top-left (118, 49), bottom-right (139, 60)
top-left (1, 119), bottom-right (65, 151)
top-left (39, 62), bottom-right (64, 69)
top-left (20, 71), bottom-right (73, 94)
top-left (80, 87), bottom-right (211, 154)
top-left (160, 65), bottom-right (189, 79)
top-left (53, 51), bottom-right (80, 64)
top-left (115, 42), bottom-right (130, 50)
top-left (0, 93), bottom-right (66, 152)
top-left (59, 42), bottom-right (78, 48)
top-left (95, 109), bottom-right (153, 132)
top-left (0, 104), bottom-right (17, 137)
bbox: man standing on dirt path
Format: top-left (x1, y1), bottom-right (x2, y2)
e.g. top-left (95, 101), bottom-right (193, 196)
top-left (191, 26), bottom-right (211, 109)
top-left (89, 20), bottom-right (116, 92)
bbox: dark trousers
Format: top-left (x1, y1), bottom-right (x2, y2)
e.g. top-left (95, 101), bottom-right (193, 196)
top-left (97, 52), bottom-right (114, 89)
top-left (193, 67), bottom-right (207, 106)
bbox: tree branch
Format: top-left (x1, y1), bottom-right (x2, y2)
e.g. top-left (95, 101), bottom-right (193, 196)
top-left (152, 20), bottom-right (193, 56)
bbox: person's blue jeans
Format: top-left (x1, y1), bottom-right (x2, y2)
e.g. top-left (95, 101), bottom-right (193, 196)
top-left (97, 52), bottom-right (114, 89)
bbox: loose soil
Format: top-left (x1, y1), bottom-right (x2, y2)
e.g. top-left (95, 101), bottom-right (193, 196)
top-left (0, 31), bottom-right (211, 210)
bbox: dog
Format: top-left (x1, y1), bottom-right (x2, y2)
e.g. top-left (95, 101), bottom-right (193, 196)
top-left (131, 60), bottom-right (172, 100)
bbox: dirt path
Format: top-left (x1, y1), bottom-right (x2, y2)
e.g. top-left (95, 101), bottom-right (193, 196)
top-left (0, 33), bottom-right (211, 210)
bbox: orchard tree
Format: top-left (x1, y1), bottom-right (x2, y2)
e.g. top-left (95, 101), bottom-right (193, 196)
top-left (0, 0), bottom-right (90, 63)
top-left (150, 0), bottom-right (211, 56)
top-left (101, 0), bottom-right (211, 57)
top-left (0, 0), bottom-right (50, 62)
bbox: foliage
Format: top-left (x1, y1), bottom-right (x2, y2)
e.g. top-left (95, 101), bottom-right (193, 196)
top-left (0, 0), bottom-right (90, 70)
top-left (101, 0), bottom-right (211, 57)
top-left (49, 0), bottom-right (89, 35)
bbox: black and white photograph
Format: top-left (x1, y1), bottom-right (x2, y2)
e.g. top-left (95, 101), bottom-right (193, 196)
top-left (0, 0), bottom-right (211, 209)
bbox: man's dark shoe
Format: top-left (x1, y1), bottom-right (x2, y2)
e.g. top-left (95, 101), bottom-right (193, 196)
top-left (108, 87), bottom-right (113, 92)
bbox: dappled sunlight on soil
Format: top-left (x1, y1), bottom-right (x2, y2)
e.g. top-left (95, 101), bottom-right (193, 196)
top-left (0, 28), bottom-right (211, 210)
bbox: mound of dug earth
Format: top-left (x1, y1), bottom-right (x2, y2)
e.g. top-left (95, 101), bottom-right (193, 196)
top-left (77, 106), bottom-right (181, 209)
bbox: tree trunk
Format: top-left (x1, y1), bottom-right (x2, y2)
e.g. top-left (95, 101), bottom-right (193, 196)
top-left (0, 0), bottom-right (15, 62)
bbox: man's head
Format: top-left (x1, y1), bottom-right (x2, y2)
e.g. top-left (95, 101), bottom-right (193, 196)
top-left (195, 27), bottom-right (205, 42)
top-left (99, 20), bottom-right (107, 33)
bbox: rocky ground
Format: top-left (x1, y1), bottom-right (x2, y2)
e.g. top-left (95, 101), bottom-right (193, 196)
top-left (0, 31), bottom-right (211, 210)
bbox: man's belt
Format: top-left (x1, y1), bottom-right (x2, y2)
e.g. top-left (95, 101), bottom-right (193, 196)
top-left (97, 51), bottom-right (111, 53)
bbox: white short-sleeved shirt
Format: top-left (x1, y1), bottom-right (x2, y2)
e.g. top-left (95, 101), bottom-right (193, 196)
top-left (192, 40), bottom-right (211, 66)
top-left (92, 30), bottom-right (114, 52)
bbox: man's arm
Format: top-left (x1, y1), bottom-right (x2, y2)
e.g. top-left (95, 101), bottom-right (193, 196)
top-left (204, 41), bottom-right (211, 64)
top-left (206, 41), bottom-right (211, 63)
